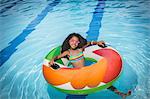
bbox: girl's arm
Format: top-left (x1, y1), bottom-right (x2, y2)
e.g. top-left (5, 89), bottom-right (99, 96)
top-left (49, 51), bottom-right (69, 65)
top-left (54, 51), bottom-right (69, 60)
top-left (82, 42), bottom-right (91, 50)
top-left (82, 40), bottom-right (105, 50)
top-left (91, 40), bottom-right (105, 46)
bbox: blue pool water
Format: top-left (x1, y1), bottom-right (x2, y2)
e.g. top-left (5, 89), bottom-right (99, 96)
top-left (0, 0), bottom-right (150, 99)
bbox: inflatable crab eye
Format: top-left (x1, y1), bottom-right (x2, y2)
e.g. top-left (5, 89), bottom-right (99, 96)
top-left (43, 45), bottom-right (122, 95)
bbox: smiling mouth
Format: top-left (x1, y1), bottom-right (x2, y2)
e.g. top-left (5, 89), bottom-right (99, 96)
top-left (71, 45), bottom-right (77, 47)
top-left (71, 45), bottom-right (78, 50)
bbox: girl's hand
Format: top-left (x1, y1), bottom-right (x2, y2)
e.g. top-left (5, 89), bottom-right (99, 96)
top-left (49, 59), bottom-right (55, 66)
top-left (97, 40), bottom-right (105, 47)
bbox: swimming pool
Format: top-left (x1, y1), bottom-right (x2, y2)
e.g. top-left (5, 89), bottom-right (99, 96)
top-left (0, 0), bottom-right (150, 99)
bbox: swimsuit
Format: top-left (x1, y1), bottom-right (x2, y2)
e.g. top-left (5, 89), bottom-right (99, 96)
top-left (69, 49), bottom-right (84, 63)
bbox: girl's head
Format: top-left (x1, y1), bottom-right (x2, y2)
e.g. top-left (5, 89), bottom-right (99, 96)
top-left (61, 33), bottom-right (87, 53)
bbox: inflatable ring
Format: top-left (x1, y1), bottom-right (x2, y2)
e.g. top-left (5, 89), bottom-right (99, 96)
top-left (42, 45), bottom-right (122, 95)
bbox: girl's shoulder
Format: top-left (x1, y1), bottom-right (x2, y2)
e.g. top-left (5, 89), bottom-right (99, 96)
top-left (78, 48), bottom-right (82, 51)
top-left (69, 48), bottom-right (82, 52)
top-left (78, 48), bottom-right (84, 52)
top-left (62, 50), bottom-right (70, 55)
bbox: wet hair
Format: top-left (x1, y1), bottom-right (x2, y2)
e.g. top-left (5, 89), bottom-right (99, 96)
top-left (61, 33), bottom-right (87, 53)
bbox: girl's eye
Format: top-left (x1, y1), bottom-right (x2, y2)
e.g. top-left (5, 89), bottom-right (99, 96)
top-left (70, 40), bottom-right (79, 43)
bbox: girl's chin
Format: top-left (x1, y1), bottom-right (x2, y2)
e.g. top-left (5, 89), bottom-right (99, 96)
top-left (71, 47), bottom-right (77, 50)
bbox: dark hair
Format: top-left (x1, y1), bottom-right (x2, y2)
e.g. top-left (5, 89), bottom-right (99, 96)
top-left (61, 33), bottom-right (87, 53)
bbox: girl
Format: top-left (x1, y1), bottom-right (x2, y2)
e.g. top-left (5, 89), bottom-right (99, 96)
top-left (49, 33), bottom-right (105, 68)
top-left (49, 33), bottom-right (131, 98)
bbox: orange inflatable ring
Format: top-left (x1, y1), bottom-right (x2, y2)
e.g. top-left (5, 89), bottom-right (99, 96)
top-left (42, 45), bottom-right (122, 95)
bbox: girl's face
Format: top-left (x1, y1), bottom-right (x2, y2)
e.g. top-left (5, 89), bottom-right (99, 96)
top-left (69, 36), bottom-right (80, 49)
